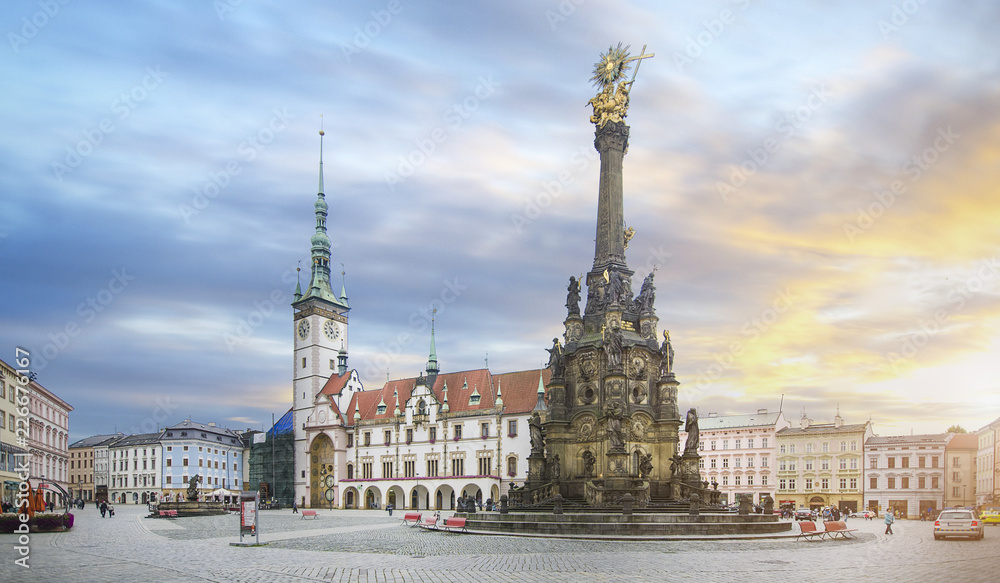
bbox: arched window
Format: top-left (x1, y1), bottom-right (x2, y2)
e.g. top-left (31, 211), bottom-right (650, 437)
top-left (417, 399), bottom-right (427, 415)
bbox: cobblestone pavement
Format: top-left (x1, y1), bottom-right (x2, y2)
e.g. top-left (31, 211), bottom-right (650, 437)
top-left (1, 505), bottom-right (995, 582)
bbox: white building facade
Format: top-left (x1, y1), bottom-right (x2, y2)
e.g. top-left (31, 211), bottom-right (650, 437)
top-left (161, 420), bottom-right (245, 501)
top-left (681, 409), bottom-right (789, 505)
top-left (109, 432), bottom-right (162, 504)
top-left (976, 418), bottom-right (999, 507)
top-left (864, 433), bottom-right (950, 518)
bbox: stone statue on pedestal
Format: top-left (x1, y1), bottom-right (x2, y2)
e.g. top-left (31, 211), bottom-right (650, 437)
top-left (529, 412), bottom-right (545, 456)
top-left (683, 408), bottom-right (699, 454)
top-left (582, 450), bottom-right (596, 477)
top-left (659, 330), bottom-right (674, 377)
top-left (186, 474), bottom-right (201, 502)
top-left (639, 453), bottom-right (653, 478)
top-left (546, 338), bottom-right (565, 377)
top-left (605, 402), bottom-right (627, 451)
top-left (566, 276), bottom-right (581, 316)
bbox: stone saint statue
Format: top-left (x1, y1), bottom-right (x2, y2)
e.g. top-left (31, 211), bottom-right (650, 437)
top-left (639, 453), bottom-right (653, 478)
top-left (604, 325), bottom-right (623, 369)
top-left (549, 454), bottom-right (561, 480)
top-left (683, 408), bottom-right (699, 455)
top-left (566, 276), bottom-right (581, 316)
top-left (636, 272), bottom-right (655, 313)
top-left (659, 330), bottom-right (674, 377)
top-left (529, 412), bottom-right (545, 455)
top-left (582, 450), bottom-right (596, 477)
top-left (606, 403), bottom-right (627, 450)
top-left (546, 338), bottom-right (565, 377)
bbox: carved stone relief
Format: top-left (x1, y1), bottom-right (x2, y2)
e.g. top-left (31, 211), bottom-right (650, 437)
top-left (629, 381), bottom-right (647, 404)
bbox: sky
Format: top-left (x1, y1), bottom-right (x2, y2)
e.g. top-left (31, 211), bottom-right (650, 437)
top-left (2, 0), bottom-right (999, 442)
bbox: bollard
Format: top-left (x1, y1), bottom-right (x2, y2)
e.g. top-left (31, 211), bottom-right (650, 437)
top-left (689, 493), bottom-right (700, 516)
top-left (622, 493), bottom-right (633, 516)
top-left (499, 494), bottom-right (508, 514)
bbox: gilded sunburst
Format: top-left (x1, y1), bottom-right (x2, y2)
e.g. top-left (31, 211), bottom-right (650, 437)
top-left (590, 43), bottom-right (631, 89)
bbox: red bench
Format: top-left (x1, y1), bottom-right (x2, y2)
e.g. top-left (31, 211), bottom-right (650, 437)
top-left (418, 516), bottom-right (439, 530)
top-left (822, 520), bottom-right (857, 539)
top-left (158, 510), bottom-right (177, 518)
top-left (301, 510), bottom-right (318, 519)
top-left (441, 517), bottom-right (467, 533)
top-left (400, 512), bottom-right (422, 526)
top-left (796, 521), bottom-right (824, 540)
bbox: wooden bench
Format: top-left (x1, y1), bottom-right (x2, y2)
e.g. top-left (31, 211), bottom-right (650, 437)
top-left (400, 512), bottom-right (422, 526)
top-left (796, 521), bottom-right (825, 540)
top-left (441, 517), bottom-right (467, 533)
top-left (158, 510), bottom-right (177, 518)
top-left (418, 516), bottom-right (439, 530)
top-left (822, 520), bottom-right (857, 539)
top-left (300, 510), bottom-right (318, 519)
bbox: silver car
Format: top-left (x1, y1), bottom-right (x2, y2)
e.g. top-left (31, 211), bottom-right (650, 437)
top-left (934, 510), bottom-right (985, 540)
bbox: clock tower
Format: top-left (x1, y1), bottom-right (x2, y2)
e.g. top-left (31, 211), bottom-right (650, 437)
top-left (291, 128), bottom-right (350, 507)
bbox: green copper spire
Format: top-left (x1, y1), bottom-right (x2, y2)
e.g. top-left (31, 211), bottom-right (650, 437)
top-left (297, 127), bottom-right (344, 307)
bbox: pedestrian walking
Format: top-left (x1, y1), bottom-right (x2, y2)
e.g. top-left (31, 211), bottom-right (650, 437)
top-left (387, 502), bottom-right (393, 516)
top-left (100, 500), bottom-right (108, 518)
top-left (292, 500), bottom-right (298, 513)
top-left (883, 509), bottom-right (894, 535)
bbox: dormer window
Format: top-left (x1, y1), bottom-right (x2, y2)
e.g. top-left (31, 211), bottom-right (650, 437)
top-left (417, 399), bottom-right (427, 415)
top-left (377, 403), bottom-right (387, 415)
top-left (469, 385), bottom-right (481, 405)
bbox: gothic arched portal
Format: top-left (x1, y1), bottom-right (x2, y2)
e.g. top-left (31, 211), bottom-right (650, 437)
top-left (309, 433), bottom-right (336, 508)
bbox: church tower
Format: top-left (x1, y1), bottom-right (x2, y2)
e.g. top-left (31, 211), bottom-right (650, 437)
top-left (292, 128), bottom-right (351, 506)
top-left (536, 45), bottom-right (693, 506)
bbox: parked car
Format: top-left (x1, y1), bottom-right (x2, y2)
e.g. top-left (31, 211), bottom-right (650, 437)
top-left (853, 510), bottom-right (875, 519)
top-left (794, 508), bottom-right (813, 521)
top-left (980, 511), bottom-right (1000, 525)
top-left (934, 510), bottom-right (984, 540)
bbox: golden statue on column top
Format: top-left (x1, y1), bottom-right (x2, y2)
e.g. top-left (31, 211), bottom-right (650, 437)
top-left (588, 43), bottom-right (654, 128)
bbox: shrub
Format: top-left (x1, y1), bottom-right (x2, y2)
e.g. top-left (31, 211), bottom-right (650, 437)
top-left (0, 512), bottom-right (74, 533)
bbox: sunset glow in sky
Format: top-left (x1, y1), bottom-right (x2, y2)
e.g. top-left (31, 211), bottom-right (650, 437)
top-left (2, 0), bottom-right (998, 440)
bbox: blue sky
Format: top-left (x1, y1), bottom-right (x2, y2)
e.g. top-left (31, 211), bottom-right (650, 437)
top-left (2, 0), bottom-right (999, 441)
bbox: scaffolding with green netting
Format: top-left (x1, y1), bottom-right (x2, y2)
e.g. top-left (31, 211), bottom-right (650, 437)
top-left (248, 409), bottom-right (295, 507)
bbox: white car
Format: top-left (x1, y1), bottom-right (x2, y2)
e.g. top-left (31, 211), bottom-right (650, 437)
top-left (934, 510), bottom-right (984, 540)
top-left (853, 510), bottom-right (875, 519)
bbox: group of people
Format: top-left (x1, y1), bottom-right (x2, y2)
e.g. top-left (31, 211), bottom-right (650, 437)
top-left (97, 499), bottom-right (115, 518)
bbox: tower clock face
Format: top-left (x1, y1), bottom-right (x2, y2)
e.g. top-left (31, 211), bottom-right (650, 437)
top-left (297, 319), bottom-right (310, 340)
top-left (323, 319), bottom-right (340, 341)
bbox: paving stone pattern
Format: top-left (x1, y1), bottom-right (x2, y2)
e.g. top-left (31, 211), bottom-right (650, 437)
top-left (0, 506), bottom-right (995, 582)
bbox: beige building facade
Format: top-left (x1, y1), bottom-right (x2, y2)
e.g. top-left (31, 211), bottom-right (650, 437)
top-left (775, 414), bottom-right (872, 513)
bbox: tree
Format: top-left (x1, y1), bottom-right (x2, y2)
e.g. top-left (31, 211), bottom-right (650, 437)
top-left (946, 425), bottom-right (967, 433)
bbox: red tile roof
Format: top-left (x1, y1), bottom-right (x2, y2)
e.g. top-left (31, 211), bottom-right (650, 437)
top-left (344, 367), bottom-right (550, 422)
top-left (947, 433), bottom-right (978, 449)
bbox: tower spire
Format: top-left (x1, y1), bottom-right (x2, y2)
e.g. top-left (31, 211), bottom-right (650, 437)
top-left (296, 125), bottom-right (340, 305)
top-left (426, 309), bottom-right (439, 380)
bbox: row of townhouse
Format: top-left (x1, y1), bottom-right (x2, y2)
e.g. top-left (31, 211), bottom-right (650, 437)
top-left (680, 408), bottom-right (981, 518)
top-left (1, 356), bottom-right (73, 507)
top-left (975, 416), bottom-right (1000, 508)
top-left (68, 419), bottom-right (248, 505)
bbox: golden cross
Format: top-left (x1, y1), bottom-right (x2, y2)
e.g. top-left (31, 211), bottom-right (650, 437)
top-left (627, 45), bottom-right (655, 84)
